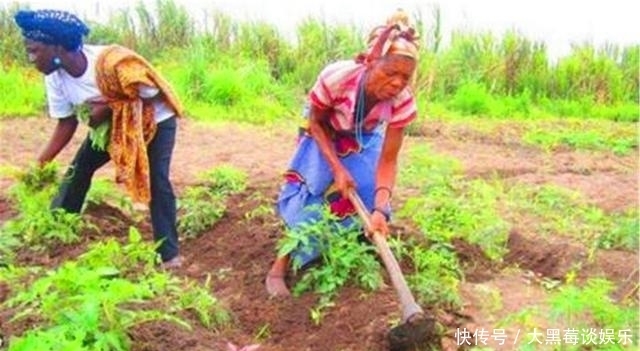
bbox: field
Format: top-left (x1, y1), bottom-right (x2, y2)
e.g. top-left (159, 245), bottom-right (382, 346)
top-left (0, 115), bottom-right (637, 351)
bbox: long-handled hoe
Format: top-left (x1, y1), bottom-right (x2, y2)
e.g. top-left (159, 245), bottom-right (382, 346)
top-left (348, 190), bottom-right (440, 351)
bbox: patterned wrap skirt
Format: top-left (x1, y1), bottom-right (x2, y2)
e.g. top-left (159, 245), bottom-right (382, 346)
top-left (277, 128), bottom-right (384, 267)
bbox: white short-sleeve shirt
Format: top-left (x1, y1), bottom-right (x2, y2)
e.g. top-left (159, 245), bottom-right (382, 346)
top-left (44, 45), bottom-right (174, 123)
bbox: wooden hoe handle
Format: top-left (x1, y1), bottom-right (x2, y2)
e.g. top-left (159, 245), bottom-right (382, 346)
top-left (348, 189), bottom-right (424, 322)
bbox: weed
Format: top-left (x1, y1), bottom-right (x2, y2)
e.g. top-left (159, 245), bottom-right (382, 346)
top-left (175, 274), bottom-right (231, 329)
top-left (254, 323), bottom-right (271, 341)
top-left (16, 163), bottom-right (58, 192)
top-left (309, 295), bottom-right (335, 326)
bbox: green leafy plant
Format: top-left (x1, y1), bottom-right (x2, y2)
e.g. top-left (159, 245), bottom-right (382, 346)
top-left (505, 183), bottom-right (638, 251)
top-left (75, 103), bottom-right (111, 151)
top-left (16, 162), bottom-right (58, 192)
top-left (4, 227), bottom-right (230, 350)
top-left (178, 186), bottom-right (227, 238)
top-left (404, 241), bottom-right (463, 308)
top-left (178, 165), bottom-right (249, 238)
top-left (197, 165), bottom-right (248, 195)
top-left (595, 209), bottom-right (639, 251)
top-left (309, 295), bottom-right (335, 326)
top-left (549, 279), bottom-right (638, 331)
top-left (1, 164), bottom-right (86, 248)
top-left (277, 206), bottom-right (383, 316)
top-left (175, 274), bottom-right (231, 329)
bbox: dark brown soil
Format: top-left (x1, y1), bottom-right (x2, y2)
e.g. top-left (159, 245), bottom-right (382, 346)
top-left (0, 117), bottom-right (637, 351)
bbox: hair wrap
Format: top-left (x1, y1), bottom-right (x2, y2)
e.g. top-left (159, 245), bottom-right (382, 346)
top-left (14, 9), bottom-right (89, 51)
top-left (356, 9), bottom-right (420, 64)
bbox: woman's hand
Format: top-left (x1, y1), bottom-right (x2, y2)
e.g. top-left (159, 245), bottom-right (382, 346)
top-left (86, 97), bottom-right (112, 128)
top-left (367, 209), bottom-right (390, 238)
top-left (334, 166), bottom-right (356, 199)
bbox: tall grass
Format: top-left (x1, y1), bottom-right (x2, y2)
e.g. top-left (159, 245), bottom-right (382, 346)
top-left (0, 2), bottom-right (28, 66)
top-left (0, 64), bottom-right (44, 117)
top-left (0, 0), bottom-right (637, 122)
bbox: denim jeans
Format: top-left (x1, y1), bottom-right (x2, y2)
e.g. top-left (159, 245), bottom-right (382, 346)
top-left (51, 117), bottom-right (179, 262)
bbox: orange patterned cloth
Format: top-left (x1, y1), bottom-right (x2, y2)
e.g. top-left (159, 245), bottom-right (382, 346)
top-left (95, 45), bottom-right (184, 203)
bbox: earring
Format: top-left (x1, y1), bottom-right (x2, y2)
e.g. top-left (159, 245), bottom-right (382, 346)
top-left (52, 56), bottom-right (61, 66)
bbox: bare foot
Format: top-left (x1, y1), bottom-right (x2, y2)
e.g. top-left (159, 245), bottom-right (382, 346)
top-left (265, 274), bottom-right (291, 297)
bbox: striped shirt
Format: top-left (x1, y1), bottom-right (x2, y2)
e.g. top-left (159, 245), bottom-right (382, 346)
top-left (308, 60), bottom-right (416, 131)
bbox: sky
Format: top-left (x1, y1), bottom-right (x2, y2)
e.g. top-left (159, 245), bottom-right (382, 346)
top-left (2, 0), bottom-right (638, 60)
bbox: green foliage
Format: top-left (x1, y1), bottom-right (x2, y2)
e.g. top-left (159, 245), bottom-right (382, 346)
top-left (88, 0), bottom-right (195, 57)
top-left (202, 68), bottom-right (247, 106)
top-left (505, 184), bottom-right (639, 251)
top-left (235, 20), bottom-right (294, 80)
top-left (399, 146), bottom-right (510, 261)
top-left (140, 0), bottom-right (194, 50)
top-left (74, 103), bottom-right (111, 151)
top-left (0, 64), bottom-right (44, 118)
top-left (1, 2), bottom-right (636, 121)
top-left (0, 4), bottom-right (26, 66)
top-left (449, 81), bottom-right (493, 116)
top-left (549, 278), bottom-right (639, 346)
top-left (89, 121), bottom-right (111, 151)
top-left (404, 241), bottom-right (463, 308)
top-left (0, 226), bottom-right (19, 266)
top-left (16, 162), bottom-right (58, 192)
top-left (551, 44), bottom-right (633, 104)
top-left (1, 163), bottom-right (85, 248)
top-left (0, 164), bottom-right (60, 264)
top-left (162, 45), bottom-right (295, 123)
top-left (197, 165), bottom-right (248, 194)
top-left (596, 209), bottom-right (639, 251)
top-left (175, 274), bottom-right (231, 329)
top-left (177, 187), bottom-right (226, 239)
top-left (277, 206), bottom-right (382, 313)
top-left (3, 227), bottom-right (229, 350)
top-left (283, 17), bottom-right (364, 89)
top-left (178, 165), bottom-right (248, 238)
top-left (522, 119), bottom-right (638, 154)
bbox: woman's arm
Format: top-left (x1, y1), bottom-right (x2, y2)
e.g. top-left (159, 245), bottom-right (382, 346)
top-left (38, 116), bottom-right (79, 166)
top-left (307, 104), bottom-right (356, 196)
top-left (369, 126), bottom-right (405, 236)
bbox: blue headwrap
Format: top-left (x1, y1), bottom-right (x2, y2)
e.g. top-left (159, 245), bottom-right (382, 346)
top-left (14, 9), bottom-right (89, 51)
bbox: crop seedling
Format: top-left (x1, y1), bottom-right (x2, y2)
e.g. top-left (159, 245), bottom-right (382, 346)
top-left (1, 164), bottom-right (87, 248)
top-left (175, 274), bottom-right (231, 329)
top-left (277, 206), bottom-right (383, 318)
top-left (309, 295), bottom-right (335, 326)
top-left (178, 186), bottom-right (227, 238)
top-left (178, 165), bottom-right (249, 238)
top-left (3, 226), bottom-right (230, 350)
top-left (197, 165), bottom-right (248, 195)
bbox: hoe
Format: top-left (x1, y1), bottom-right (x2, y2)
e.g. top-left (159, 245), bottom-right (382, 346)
top-left (348, 190), bottom-right (440, 351)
